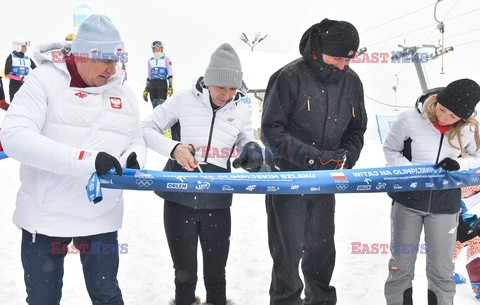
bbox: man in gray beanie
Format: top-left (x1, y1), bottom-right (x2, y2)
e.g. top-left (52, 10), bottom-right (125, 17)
top-left (142, 43), bottom-right (266, 305)
top-left (261, 19), bottom-right (367, 305)
top-left (0, 14), bottom-right (146, 305)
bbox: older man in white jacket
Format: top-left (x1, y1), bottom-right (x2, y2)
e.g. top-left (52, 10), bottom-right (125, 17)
top-left (0, 15), bottom-right (145, 305)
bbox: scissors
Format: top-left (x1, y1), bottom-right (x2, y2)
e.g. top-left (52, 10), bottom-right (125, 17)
top-left (189, 144), bottom-right (204, 173)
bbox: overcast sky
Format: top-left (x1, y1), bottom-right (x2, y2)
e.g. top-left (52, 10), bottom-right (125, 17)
top-left (1, 0), bottom-right (479, 109)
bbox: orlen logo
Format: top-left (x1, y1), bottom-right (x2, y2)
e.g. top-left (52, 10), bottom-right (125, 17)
top-left (356, 185), bottom-right (371, 191)
top-left (167, 183), bottom-right (188, 189)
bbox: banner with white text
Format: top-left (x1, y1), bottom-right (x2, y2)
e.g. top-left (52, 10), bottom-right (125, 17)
top-left (86, 165), bottom-right (480, 203)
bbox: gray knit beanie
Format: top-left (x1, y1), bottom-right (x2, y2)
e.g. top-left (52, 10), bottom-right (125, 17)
top-left (204, 43), bottom-right (243, 88)
top-left (71, 14), bottom-right (124, 59)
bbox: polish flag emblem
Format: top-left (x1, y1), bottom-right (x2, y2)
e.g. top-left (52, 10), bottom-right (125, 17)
top-left (330, 172), bottom-right (347, 181)
top-left (110, 97), bottom-right (122, 109)
top-left (76, 150), bottom-right (92, 160)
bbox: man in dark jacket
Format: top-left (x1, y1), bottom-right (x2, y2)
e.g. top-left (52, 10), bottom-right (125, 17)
top-left (261, 19), bottom-right (367, 305)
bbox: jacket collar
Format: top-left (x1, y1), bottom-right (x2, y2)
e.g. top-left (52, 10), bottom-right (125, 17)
top-left (194, 76), bottom-right (245, 111)
top-left (33, 41), bottom-right (125, 93)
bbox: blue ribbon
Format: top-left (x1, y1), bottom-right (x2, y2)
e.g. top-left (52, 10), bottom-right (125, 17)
top-left (86, 164), bottom-right (480, 203)
top-left (86, 171), bottom-right (103, 204)
top-left (0, 151), bottom-right (8, 160)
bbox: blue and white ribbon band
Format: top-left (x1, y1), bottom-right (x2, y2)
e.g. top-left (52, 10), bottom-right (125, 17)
top-left (0, 151), bottom-right (8, 160)
top-left (86, 165), bottom-right (480, 203)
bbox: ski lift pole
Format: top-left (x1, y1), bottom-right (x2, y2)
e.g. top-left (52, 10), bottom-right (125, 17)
top-left (393, 46), bottom-right (428, 93)
top-left (413, 60), bottom-right (428, 93)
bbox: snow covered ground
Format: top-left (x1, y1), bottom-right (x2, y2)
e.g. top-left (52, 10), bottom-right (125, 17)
top-left (1, 85), bottom-right (479, 304)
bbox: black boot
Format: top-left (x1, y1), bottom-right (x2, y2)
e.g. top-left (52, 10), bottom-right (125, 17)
top-left (403, 287), bottom-right (413, 305)
top-left (428, 289), bottom-right (438, 305)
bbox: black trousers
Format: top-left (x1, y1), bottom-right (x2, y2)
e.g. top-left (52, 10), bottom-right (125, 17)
top-left (149, 79), bottom-right (168, 108)
top-left (164, 200), bottom-right (231, 305)
top-left (266, 194), bottom-right (337, 305)
top-left (0, 76), bottom-right (5, 100)
top-left (9, 79), bottom-right (23, 102)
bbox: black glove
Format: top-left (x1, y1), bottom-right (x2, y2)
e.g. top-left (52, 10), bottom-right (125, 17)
top-left (311, 149), bottom-right (347, 170)
top-left (95, 152), bottom-right (122, 176)
top-left (126, 152), bottom-right (140, 169)
top-left (434, 157), bottom-right (460, 171)
top-left (232, 141), bottom-right (264, 172)
top-left (471, 218), bottom-right (480, 237)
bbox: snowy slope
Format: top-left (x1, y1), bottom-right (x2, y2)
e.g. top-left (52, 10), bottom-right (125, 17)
top-left (1, 95), bottom-right (479, 304)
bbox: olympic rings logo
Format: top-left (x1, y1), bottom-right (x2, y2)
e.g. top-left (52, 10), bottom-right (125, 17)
top-left (336, 183), bottom-right (348, 191)
top-left (136, 178), bottom-right (153, 188)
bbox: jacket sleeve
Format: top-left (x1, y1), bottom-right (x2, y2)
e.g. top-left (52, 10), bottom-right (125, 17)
top-left (5, 54), bottom-right (12, 75)
top-left (0, 68), bottom-right (98, 175)
top-left (166, 56), bottom-right (173, 77)
top-left (339, 80), bottom-right (368, 168)
top-left (141, 92), bottom-right (181, 158)
top-left (261, 70), bottom-right (327, 169)
top-left (383, 111), bottom-right (412, 166)
top-left (235, 103), bottom-right (256, 150)
top-left (456, 128), bottom-right (480, 170)
top-left (118, 88), bottom-right (147, 168)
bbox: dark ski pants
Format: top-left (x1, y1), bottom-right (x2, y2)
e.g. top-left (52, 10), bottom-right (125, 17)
top-left (149, 79), bottom-right (167, 109)
top-left (266, 193), bottom-right (337, 305)
top-left (0, 76), bottom-right (5, 100)
top-left (9, 79), bottom-right (23, 102)
top-left (21, 229), bottom-right (123, 305)
top-left (164, 200), bottom-right (231, 305)
top-left (384, 202), bottom-right (458, 305)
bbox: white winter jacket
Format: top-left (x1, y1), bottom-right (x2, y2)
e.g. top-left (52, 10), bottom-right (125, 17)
top-left (0, 42), bottom-right (146, 237)
top-left (142, 78), bottom-right (255, 209)
top-left (384, 108), bottom-right (480, 213)
top-left (384, 108), bottom-right (480, 169)
top-left (142, 78), bottom-right (255, 169)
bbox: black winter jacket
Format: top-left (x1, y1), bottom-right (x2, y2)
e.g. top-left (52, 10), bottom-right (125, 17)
top-left (261, 22), bottom-right (367, 172)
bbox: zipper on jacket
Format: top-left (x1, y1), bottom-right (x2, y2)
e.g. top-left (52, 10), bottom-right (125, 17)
top-left (428, 133), bottom-right (445, 212)
top-left (32, 231), bottom-right (37, 243)
top-left (203, 109), bottom-right (217, 163)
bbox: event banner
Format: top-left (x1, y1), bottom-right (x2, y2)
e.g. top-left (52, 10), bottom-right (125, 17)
top-left (87, 165), bottom-right (480, 203)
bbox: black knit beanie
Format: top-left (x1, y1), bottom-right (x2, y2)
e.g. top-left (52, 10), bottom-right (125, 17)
top-left (436, 78), bottom-right (480, 119)
top-left (319, 19), bottom-right (359, 58)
